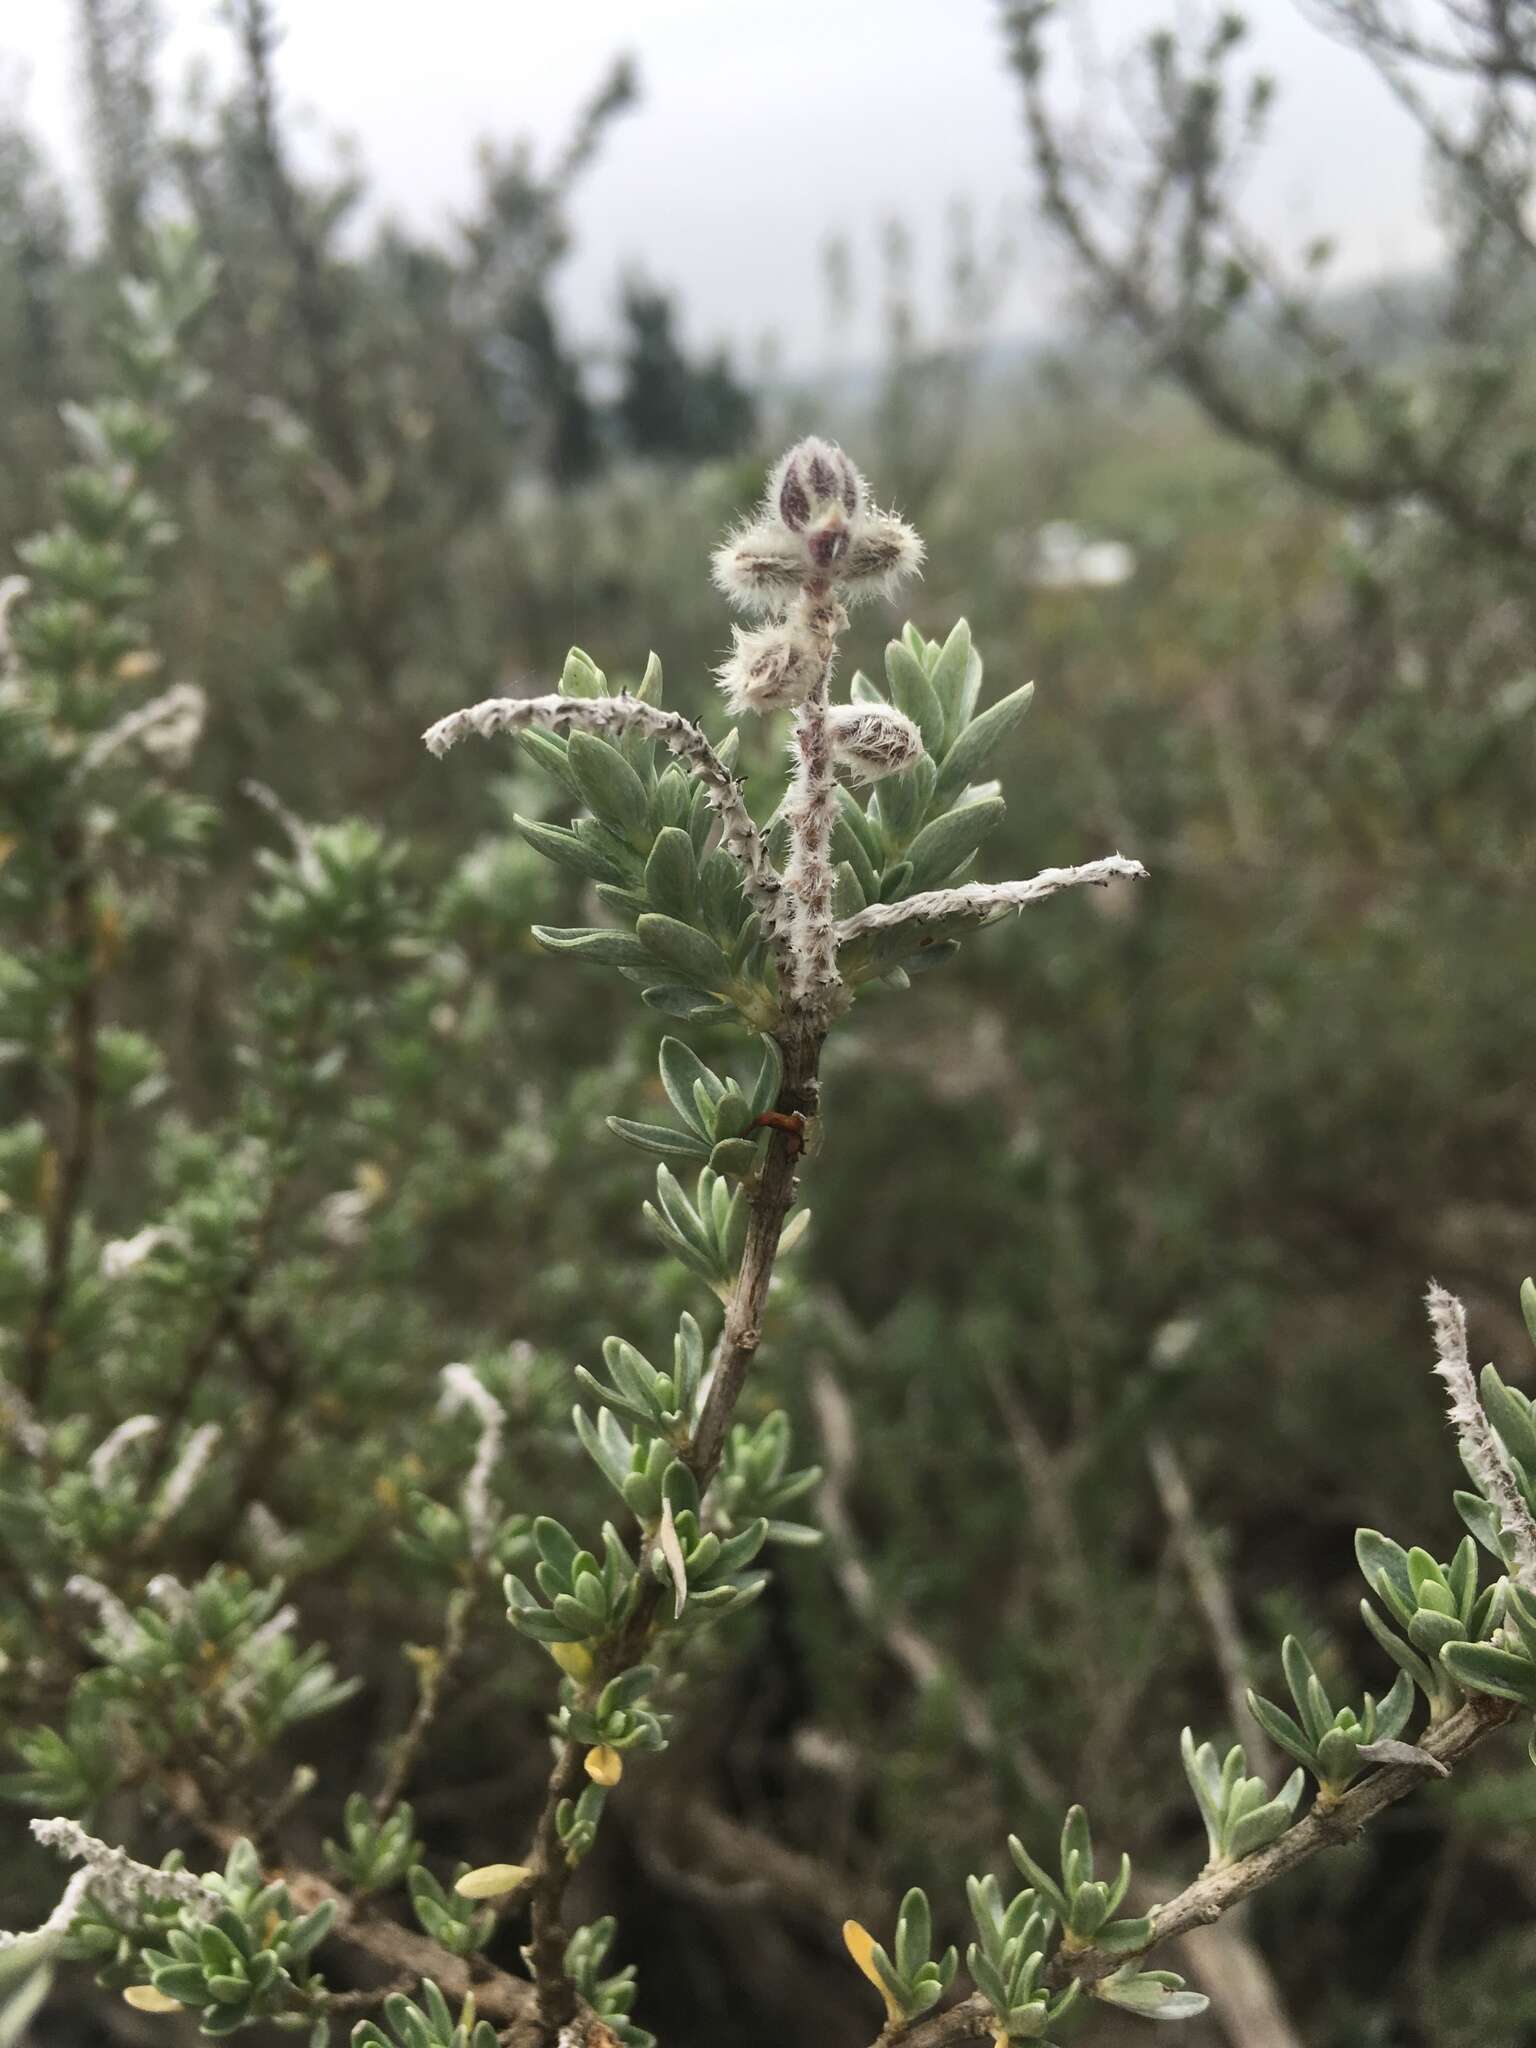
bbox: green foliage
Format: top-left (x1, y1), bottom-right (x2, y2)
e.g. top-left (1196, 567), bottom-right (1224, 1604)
top-left (352, 1980), bottom-right (497, 2048)
top-left (135, 1838), bottom-right (334, 2037)
top-left (1009, 1806), bottom-right (1154, 1955)
top-left (1247, 1640), bottom-right (1416, 1802)
top-left (1356, 1530), bottom-right (1501, 1722)
top-left (1180, 1729), bottom-right (1304, 1867)
top-left (845, 1887), bottom-right (957, 2023)
top-left (606, 1034), bottom-right (782, 1177)
top-left (521, 652), bottom-right (776, 1032)
top-left (322, 1797), bottom-right (422, 1897)
top-left (563, 1917), bottom-right (655, 2048)
top-left (406, 1866), bottom-right (491, 1960)
top-left (4, 51), bottom-right (1536, 2035)
top-left (965, 1873), bottom-right (1079, 2042)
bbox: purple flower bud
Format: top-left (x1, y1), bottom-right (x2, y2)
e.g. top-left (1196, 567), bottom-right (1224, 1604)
top-left (770, 438), bottom-right (865, 536)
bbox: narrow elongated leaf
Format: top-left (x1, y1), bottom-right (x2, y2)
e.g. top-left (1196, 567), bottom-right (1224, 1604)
top-left (936, 682), bottom-right (1033, 803)
top-left (636, 914), bottom-right (730, 989)
top-left (531, 925), bottom-right (648, 967)
top-left (605, 1116), bottom-right (711, 1162)
top-left (566, 731), bottom-right (649, 842)
top-left (644, 827), bottom-right (700, 923)
top-left (904, 795), bottom-right (1006, 891)
top-left (885, 640), bottom-right (946, 753)
top-left (1442, 1640), bottom-right (1536, 1706)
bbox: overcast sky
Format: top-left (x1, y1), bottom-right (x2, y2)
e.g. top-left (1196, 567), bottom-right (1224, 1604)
top-left (3, 1), bottom-right (1441, 372)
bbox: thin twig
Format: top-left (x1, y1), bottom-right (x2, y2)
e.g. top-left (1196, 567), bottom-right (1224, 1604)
top-left (375, 1585), bottom-right (473, 1820)
top-left (1147, 1434), bottom-right (1272, 1771)
top-left (20, 826), bottom-right (100, 1401)
top-left (521, 1023), bottom-right (825, 2033)
top-left (893, 1696), bottom-right (1514, 2047)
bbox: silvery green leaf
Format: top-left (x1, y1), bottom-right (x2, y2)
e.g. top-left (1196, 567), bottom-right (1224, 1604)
top-left (927, 618), bottom-right (974, 731)
top-left (1356, 1529), bottom-right (1418, 1629)
top-left (1480, 1364), bottom-right (1536, 1469)
top-left (531, 925), bottom-right (648, 967)
top-left (566, 732), bottom-right (648, 843)
top-left (515, 816), bottom-right (625, 884)
top-left (885, 640), bottom-right (946, 753)
top-left (644, 828), bottom-right (700, 924)
top-left (605, 1116), bottom-right (711, 1162)
top-left (1246, 1691), bottom-right (1317, 1773)
top-left (1359, 1601), bottom-right (1435, 1692)
top-left (642, 985), bottom-right (731, 1021)
top-left (636, 914), bottom-right (729, 989)
top-left (1097, 1967), bottom-right (1209, 2021)
top-left (904, 795), bottom-right (1006, 891)
top-left (936, 681), bottom-right (1033, 803)
top-left (1454, 1489), bottom-right (1505, 1560)
top-left (1354, 1737), bottom-right (1449, 1777)
top-left (1441, 1640), bottom-right (1536, 1707)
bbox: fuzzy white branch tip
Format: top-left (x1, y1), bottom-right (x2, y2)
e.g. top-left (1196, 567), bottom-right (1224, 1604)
top-left (1426, 1282), bottom-right (1536, 1589)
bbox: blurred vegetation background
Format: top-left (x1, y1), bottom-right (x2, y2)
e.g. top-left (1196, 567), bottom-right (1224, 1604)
top-left (4, 3), bottom-right (1536, 2044)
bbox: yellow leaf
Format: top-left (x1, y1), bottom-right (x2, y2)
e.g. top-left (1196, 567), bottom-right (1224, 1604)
top-left (549, 1641), bottom-right (594, 1683)
top-left (455, 1862), bottom-right (532, 1900)
top-left (842, 1920), bottom-right (902, 2024)
top-left (123, 1985), bottom-right (183, 2013)
top-left (584, 1744), bottom-right (623, 1786)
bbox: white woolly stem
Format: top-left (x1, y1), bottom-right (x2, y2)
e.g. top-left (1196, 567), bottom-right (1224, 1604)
top-left (1427, 1284), bottom-right (1536, 1589)
top-left (0, 1867), bottom-right (93, 1949)
top-left (0, 575), bottom-right (28, 678)
top-left (438, 1363), bottom-right (505, 1561)
top-left (146, 1422), bottom-right (221, 1535)
top-left (25, 1818), bottom-right (218, 1926)
top-left (146, 1573), bottom-right (192, 1617)
top-left (0, 1376), bottom-right (48, 1458)
top-left (79, 682), bottom-right (205, 774)
top-left (87, 1414), bottom-right (160, 1490)
top-left (835, 857), bottom-right (1149, 941)
top-left (422, 691), bottom-right (787, 949)
top-left (64, 1575), bottom-right (139, 1652)
top-left (782, 588), bottom-right (845, 1013)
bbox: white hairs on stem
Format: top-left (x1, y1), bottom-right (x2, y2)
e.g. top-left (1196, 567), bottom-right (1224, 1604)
top-left (421, 691), bottom-right (787, 950)
top-left (16, 1819), bottom-right (218, 1937)
top-left (87, 1414), bottom-right (160, 1490)
top-left (0, 575), bottom-right (29, 677)
top-left (80, 682), bottom-right (206, 774)
top-left (1, 1377), bottom-right (49, 1459)
top-left (148, 1423), bottom-right (221, 1532)
top-left (65, 1575), bottom-right (139, 1653)
top-left (146, 1574), bottom-right (192, 1618)
top-left (1427, 1283), bottom-right (1536, 1589)
top-left (835, 857), bottom-right (1149, 942)
top-left (438, 1363), bottom-right (506, 1561)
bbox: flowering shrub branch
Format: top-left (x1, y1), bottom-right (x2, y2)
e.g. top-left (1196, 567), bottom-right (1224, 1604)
top-left (5, 269), bottom-right (1534, 2048)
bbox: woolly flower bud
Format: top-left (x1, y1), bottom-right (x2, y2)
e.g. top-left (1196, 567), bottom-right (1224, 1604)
top-left (716, 620), bottom-right (823, 716)
top-left (712, 439), bottom-right (924, 621)
top-left (769, 435), bottom-right (866, 571)
top-left (827, 704), bottom-right (924, 783)
top-left (711, 517), bottom-right (806, 613)
top-left (841, 511), bottom-right (926, 606)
